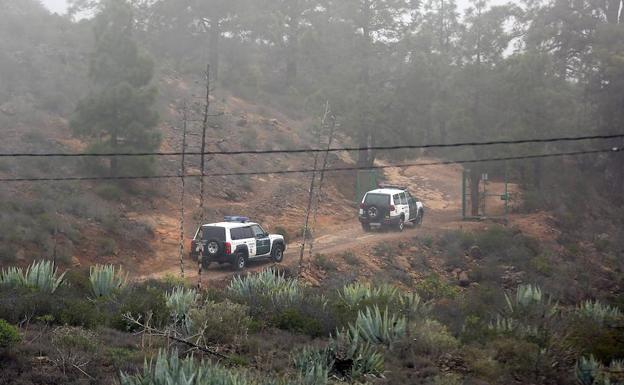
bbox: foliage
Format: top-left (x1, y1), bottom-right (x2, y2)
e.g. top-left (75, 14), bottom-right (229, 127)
top-left (0, 319), bottom-right (20, 349)
top-left (411, 319), bottom-right (459, 355)
top-left (415, 274), bottom-right (460, 301)
top-left (0, 260), bottom-right (66, 293)
top-left (165, 286), bottom-right (198, 320)
top-left (188, 300), bottom-right (251, 345)
top-left (90, 264), bottom-right (128, 297)
top-left (50, 326), bottom-right (99, 373)
top-left (293, 346), bottom-right (332, 385)
top-left (342, 306), bottom-right (406, 347)
top-left (227, 268), bottom-right (306, 312)
top-left (577, 300), bottom-right (622, 325)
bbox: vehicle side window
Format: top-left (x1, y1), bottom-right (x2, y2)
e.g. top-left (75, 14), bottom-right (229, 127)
top-left (251, 225), bottom-right (266, 238)
top-left (243, 227), bottom-right (254, 239)
top-left (230, 228), bottom-right (245, 241)
top-left (392, 194), bottom-right (400, 205)
top-left (399, 193), bottom-right (407, 205)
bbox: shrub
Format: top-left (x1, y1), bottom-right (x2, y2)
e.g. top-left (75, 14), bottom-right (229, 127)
top-left (113, 285), bottom-right (169, 331)
top-left (313, 254), bottom-right (337, 271)
top-left (415, 274), bottom-right (460, 301)
top-left (0, 319), bottom-right (20, 349)
top-left (188, 300), bottom-right (251, 345)
top-left (271, 308), bottom-right (324, 337)
top-left (411, 319), bottom-right (459, 355)
top-left (293, 346), bottom-right (332, 385)
top-left (90, 264), bottom-right (128, 297)
top-left (330, 330), bottom-right (384, 378)
top-left (340, 252), bottom-right (360, 266)
top-left (50, 326), bottom-right (99, 374)
top-left (273, 226), bottom-right (290, 244)
top-left (95, 183), bottom-right (124, 201)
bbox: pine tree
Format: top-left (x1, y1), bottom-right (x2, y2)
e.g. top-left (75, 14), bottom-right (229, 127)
top-left (70, 0), bottom-right (160, 177)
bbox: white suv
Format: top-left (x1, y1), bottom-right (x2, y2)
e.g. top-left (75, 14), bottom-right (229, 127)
top-left (358, 185), bottom-right (424, 232)
top-left (190, 216), bottom-right (286, 270)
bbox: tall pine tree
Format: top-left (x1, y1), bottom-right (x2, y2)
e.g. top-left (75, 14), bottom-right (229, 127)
top-left (71, 0), bottom-right (160, 177)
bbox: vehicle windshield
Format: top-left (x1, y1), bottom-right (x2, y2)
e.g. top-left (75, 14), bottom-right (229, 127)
top-left (201, 226), bottom-right (226, 241)
top-left (364, 193), bottom-right (390, 206)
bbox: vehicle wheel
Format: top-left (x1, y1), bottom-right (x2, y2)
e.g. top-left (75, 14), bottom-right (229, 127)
top-left (397, 217), bottom-right (405, 232)
top-left (271, 244), bottom-right (284, 263)
top-left (233, 253), bottom-right (247, 271)
top-left (416, 211), bottom-right (424, 226)
top-left (361, 223), bottom-right (371, 232)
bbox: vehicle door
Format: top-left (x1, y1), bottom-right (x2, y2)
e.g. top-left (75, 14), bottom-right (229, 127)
top-left (399, 192), bottom-right (410, 221)
top-left (392, 194), bottom-right (401, 218)
top-left (251, 225), bottom-right (271, 257)
top-left (232, 227), bottom-right (256, 257)
top-left (406, 192), bottom-right (418, 221)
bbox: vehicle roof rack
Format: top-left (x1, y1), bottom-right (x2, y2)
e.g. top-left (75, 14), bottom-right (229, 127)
top-left (224, 216), bottom-right (250, 223)
top-left (377, 184), bottom-right (408, 191)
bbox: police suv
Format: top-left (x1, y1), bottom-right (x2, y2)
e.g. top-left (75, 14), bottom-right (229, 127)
top-left (190, 216), bottom-right (286, 270)
top-left (359, 185), bottom-right (424, 232)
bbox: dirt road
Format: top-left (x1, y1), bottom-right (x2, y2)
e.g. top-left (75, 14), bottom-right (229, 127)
top-left (138, 159), bottom-right (475, 283)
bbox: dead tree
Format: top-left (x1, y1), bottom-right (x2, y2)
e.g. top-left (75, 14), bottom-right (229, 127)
top-left (198, 64), bottom-right (211, 289)
top-left (298, 103), bottom-right (332, 275)
top-left (307, 105), bottom-right (336, 261)
top-left (178, 102), bottom-right (189, 279)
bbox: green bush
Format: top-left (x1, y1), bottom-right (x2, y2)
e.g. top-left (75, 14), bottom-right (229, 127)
top-left (188, 300), bottom-right (251, 345)
top-left (415, 274), bottom-right (460, 301)
top-left (411, 319), bottom-right (459, 355)
top-left (313, 254), bottom-right (337, 271)
top-left (0, 319), bottom-right (20, 349)
top-left (113, 285), bottom-right (169, 331)
top-left (271, 308), bottom-right (323, 337)
top-left (50, 326), bottom-right (99, 372)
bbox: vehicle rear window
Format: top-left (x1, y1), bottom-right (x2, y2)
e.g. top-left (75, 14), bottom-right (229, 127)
top-left (364, 193), bottom-right (390, 206)
top-left (201, 226), bottom-right (226, 241)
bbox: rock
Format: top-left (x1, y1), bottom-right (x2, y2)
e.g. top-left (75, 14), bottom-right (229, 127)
top-left (469, 245), bottom-right (483, 259)
top-left (0, 102), bottom-right (17, 116)
top-left (459, 271), bottom-right (471, 287)
top-left (270, 119), bottom-right (279, 126)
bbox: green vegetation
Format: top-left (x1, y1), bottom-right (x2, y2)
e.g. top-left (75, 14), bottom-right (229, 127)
top-left (90, 264), bottom-right (128, 297)
top-left (0, 319), bottom-right (20, 349)
top-left (0, 260), bottom-right (66, 293)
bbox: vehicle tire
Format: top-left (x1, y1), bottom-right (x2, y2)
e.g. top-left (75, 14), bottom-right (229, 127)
top-left (397, 216), bottom-right (405, 232)
top-left (205, 239), bottom-right (222, 257)
top-left (271, 244), bottom-right (284, 263)
top-left (233, 253), bottom-right (247, 271)
top-left (416, 210), bottom-right (424, 226)
top-left (367, 205), bottom-right (381, 221)
top-left (361, 223), bottom-right (371, 232)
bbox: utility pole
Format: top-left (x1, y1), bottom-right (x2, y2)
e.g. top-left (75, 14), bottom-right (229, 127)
top-left (178, 102), bottom-right (188, 279)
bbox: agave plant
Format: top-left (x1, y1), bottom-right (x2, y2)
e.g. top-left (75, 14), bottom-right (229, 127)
top-left (577, 300), bottom-right (622, 325)
top-left (293, 346), bottom-right (332, 385)
top-left (227, 268), bottom-right (304, 309)
top-left (489, 315), bottom-right (539, 338)
top-left (166, 286), bottom-right (198, 320)
top-left (121, 349), bottom-right (254, 385)
top-left (1, 260), bottom-right (66, 293)
top-left (343, 306), bottom-right (406, 346)
top-left (90, 264), bottom-right (128, 297)
top-left (504, 284), bottom-right (558, 318)
top-left (331, 330), bottom-right (384, 378)
top-left (339, 282), bottom-right (399, 308)
top-left (576, 355), bottom-right (603, 385)
top-left (0, 266), bottom-right (25, 287)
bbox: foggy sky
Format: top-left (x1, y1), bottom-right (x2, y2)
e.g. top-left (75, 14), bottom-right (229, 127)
top-left (40, 0), bottom-right (509, 16)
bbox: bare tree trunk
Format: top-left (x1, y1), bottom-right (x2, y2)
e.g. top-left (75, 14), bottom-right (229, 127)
top-left (178, 103), bottom-right (188, 279)
top-left (605, 0), bottom-right (622, 24)
top-left (470, 168), bottom-right (481, 217)
top-left (110, 130), bottom-right (118, 176)
top-left (210, 27), bottom-right (220, 82)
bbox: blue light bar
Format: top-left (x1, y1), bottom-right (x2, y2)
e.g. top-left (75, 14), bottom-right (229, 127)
top-left (224, 216), bottom-right (249, 223)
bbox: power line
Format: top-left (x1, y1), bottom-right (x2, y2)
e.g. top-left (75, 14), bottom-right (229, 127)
top-left (0, 147), bottom-right (620, 183)
top-left (0, 133), bottom-right (622, 158)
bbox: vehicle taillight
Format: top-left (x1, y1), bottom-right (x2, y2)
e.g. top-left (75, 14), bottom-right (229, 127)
top-left (390, 205), bottom-right (396, 211)
top-left (225, 242), bottom-right (232, 255)
top-left (360, 203), bottom-right (365, 209)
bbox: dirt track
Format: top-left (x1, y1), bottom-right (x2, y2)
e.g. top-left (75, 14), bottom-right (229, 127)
top-left (138, 159), bottom-right (477, 283)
